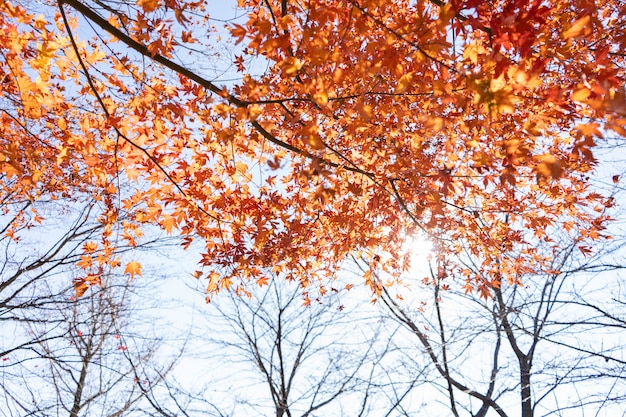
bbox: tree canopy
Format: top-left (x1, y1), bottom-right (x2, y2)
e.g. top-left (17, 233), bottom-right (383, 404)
top-left (1, 0), bottom-right (624, 298)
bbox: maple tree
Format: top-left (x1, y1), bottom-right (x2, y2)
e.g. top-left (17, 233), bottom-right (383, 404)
top-left (0, 0), bottom-right (624, 297)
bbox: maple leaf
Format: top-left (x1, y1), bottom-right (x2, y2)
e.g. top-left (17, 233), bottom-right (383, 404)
top-left (572, 87), bottom-right (592, 102)
top-left (535, 154), bottom-right (563, 179)
top-left (230, 24), bottom-right (247, 44)
top-left (72, 275), bottom-right (101, 297)
top-left (73, 279), bottom-right (89, 298)
top-left (563, 15), bottom-right (592, 39)
top-left (137, 0), bottom-right (160, 13)
top-left (0, 160), bottom-right (20, 178)
top-left (161, 215), bottom-right (177, 234)
top-left (124, 261), bottom-right (143, 280)
top-left (396, 72), bottom-right (413, 93)
top-left (464, 41), bottom-right (487, 65)
top-left (279, 57), bottom-right (303, 76)
top-left (82, 241), bottom-right (99, 254)
top-left (578, 245), bottom-right (593, 257)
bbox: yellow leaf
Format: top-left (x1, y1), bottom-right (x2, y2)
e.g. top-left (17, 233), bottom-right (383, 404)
top-left (358, 102), bottom-right (373, 120)
top-left (563, 15), bottom-right (592, 39)
top-left (535, 154), bottom-right (563, 179)
top-left (572, 87), bottom-right (591, 102)
top-left (575, 122), bottom-right (601, 138)
top-left (0, 161), bottom-right (20, 178)
top-left (161, 215), bottom-right (176, 234)
top-left (312, 90), bottom-right (328, 106)
top-left (247, 104), bottom-right (262, 120)
top-left (82, 241), bottom-right (99, 254)
top-left (308, 133), bottom-right (325, 149)
top-left (73, 275), bottom-right (101, 297)
top-left (428, 117), bottom-right (444, 132)
top-left (395, 72), bottom-right (413, 93)
top-left (438, 3), bottom-right (455, 23)
top-left (124, 261), bottom-right (143, 280)
top-left (304, 123), bottom-right (324, 149)
top-left (77, 255), bottom-right (93, 269)
top-left (464, 41), bottom-right (487, 65)
top-left (280, 57), bottom-right (303, 76)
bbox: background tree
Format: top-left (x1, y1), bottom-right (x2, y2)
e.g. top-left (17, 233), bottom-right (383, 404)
top-left (1, 201), bottom-right (101, 329)
top-left (0, 190), bottom-right (185, 416)
top-left (161, 278), bottom-right (407, 417)
top-left (1, 269), bottom-right (184, 417)
top-left (374, 224), bottom-right (626, 417)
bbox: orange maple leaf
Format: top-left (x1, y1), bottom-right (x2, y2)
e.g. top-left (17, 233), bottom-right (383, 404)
top-left (137, 0), bottom-right (160, 13)
top-left (124, 261), bottom-right (143, 280)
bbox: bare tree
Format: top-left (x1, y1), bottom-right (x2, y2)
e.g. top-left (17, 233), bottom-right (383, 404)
top-left (167, 278), bottom-right (405, 417)
top-left (0, 268), bottom-right (184, 417)
top-left (376, 233), bottom-right (626, 417)
top-left (1, 201), bottom-right (100, 326)
top-left (0, 194), bottom-right (186, 417)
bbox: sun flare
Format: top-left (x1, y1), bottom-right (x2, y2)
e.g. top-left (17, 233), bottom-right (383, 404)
top-left (403, 233), bottom-right (433, 278)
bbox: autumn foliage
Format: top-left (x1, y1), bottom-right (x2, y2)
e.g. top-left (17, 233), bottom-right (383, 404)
top-left (0, 0), bottom-right (624, 299)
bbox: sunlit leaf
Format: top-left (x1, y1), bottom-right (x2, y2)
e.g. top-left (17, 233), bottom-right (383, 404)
top-left (124, 261), bottom-right (143, 280)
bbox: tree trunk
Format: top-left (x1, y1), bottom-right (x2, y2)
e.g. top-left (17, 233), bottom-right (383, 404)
top-left (520, 358), bottom-right (533, 417)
